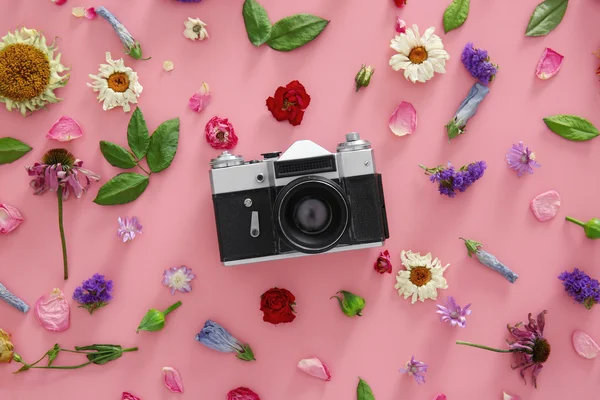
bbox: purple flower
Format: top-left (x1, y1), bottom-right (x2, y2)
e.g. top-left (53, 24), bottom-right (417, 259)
top-left (117, 216), bottom-right (143, 243)
top-left (420, 161), bottom-right (487, 198)
top-left (461, 42), bottom-right (498, 85)
top-left (506, 142), bottom-right (540, 177)
top-left (436, 296), bottom-right (471, 328)
top-left (399, 355), bottom-right (428, 384)
top-left (73, 273), bottom-right (114, 314)
top-left (558, 268), bottom-right (600, 309)
top-left (162, 266), bottom-right (196, 295)
top-left (507, 311), bottom-right (550, 388)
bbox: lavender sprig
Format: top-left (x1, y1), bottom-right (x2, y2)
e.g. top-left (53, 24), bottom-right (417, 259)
top-left (0, 283), bottom-right (29, 313)
top-left (420, 161), bottom-right (486, 198)
top-left (460, 238), bottom-right (518, 283)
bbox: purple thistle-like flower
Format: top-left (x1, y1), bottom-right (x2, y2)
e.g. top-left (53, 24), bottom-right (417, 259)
top-left (558, 268), bottom-right (600, 309)
top-left (162, 266), bottom-right (196, 295)
top-left (399, 355), bottom-right (428, 384)
top-left (436, 296), bottom-right (471, 328)
top-left (461, 42), bottom-right (498, 85)
top-left (117, 216), bottom-right (143, 243)
top-left (422, 161), bottom-right (486, 198)
top-left (73, 273), bottom-right (113, 314)
top-left (506, 142), bottom-right (540, 177)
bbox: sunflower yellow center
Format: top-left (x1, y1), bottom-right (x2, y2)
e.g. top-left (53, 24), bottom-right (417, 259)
top-left (0, 44), bottom-right (50, 101)
top-left (409, 266), bottom-right (432, 287)
top-left (408, 46), bottom-right (428, 64)
top-left (107, 72), bottom-right (130, 93)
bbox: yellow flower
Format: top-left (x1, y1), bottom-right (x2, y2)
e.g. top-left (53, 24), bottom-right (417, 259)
top-left (0, 329), bottom-right (14, 363)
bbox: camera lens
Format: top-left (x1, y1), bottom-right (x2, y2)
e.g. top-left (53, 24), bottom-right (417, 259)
top-left (293, 197), bottom-right (332, 234)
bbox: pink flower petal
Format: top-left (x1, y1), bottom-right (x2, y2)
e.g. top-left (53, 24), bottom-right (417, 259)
top-left (573, 330), bottom-right (600, 359)
top-left (395, 16), bottom-right (407, 34)
top-left (188, 83), bottom-right (211, 113)
top-left (84, 7), bottom-right (96, 19)
top-left (536, 48), bottom-right (564, 80)
top-left (433, 395), bottom-right (447, 400)
top-left (162, 367), bottom-right (183, 393)
top-left (35, 288), bottom-right (70, 332)
top-left (297, 357), bottom-right (331, 381)
top-left (530, 190), bottom-right (561, 222)
top-left (0, 204), bottom-right (24, 235)
top-left (503, 392), bottom-right (521, 400)
top-left (52, 0), bottom-right (67, 5)
top-left (122, 393), bottom-right (141, 400)
top-left (389, 101), bottom-right (417, 136)
top-left (46, 116), bottom-right (83, 142)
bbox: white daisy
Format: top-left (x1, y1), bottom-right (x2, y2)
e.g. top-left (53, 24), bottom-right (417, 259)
top-left (87, 52), bottom-right (142, 112)
top-left (0, 27), bottom-right (69, 116)
top-left (389, 24), bottom-right (450, 83)
top-left (184, 17), bottom-right (209, 41)
top-left (394, 250), bottom-right (449, 303)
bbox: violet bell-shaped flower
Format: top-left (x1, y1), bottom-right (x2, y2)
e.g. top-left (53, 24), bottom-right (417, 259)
top-left (446, 83), bottom-right (490, 141)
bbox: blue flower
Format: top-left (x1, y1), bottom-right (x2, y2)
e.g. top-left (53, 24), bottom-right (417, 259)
top-left (446, 83), bottom-right (490, 141)
top-left (195, 320), bottom-right (255, 361)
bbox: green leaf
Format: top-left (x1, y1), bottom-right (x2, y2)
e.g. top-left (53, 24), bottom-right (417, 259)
top-left (357, 378), bottom-right (375, 400)
top-left (93, 173), bottom-right (149, 205)
top-left (543, 115), bottom-right (599, 141)
top-left (242, 0), bottom-right (272, 47)
top-left (127, 107), bottom-right (150, 159)
top-left (266, 14), bottom-right (329, 52)
top-left (0, 137), bottom-right (32, 164)
top-left (146, 118), bottom-right (180, 173)
top-left (100, 141), bottom-right (137, 169)
top-left (443, 0), bottom-right (470, 33)
top-left (525, 0), bottom-right (568, 37)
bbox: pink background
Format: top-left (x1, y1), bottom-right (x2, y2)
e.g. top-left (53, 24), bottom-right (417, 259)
top-left (1, 0), bottom-right (600, 399)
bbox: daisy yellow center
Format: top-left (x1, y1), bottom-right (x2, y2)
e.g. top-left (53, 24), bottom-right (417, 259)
top-left (0, 44), bottom-right (50, 101)
top-left (408, 46), bottom-right (428, 64)
top-left (107, 72), bottom-right (130, 93)
top-left (409, 266), bottom-right (432, 287)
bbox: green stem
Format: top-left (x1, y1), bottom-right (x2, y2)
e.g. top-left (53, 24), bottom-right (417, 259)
top-left (163, 302), bottom-right (182, 317)
top-left (456, 341), bottom-right (515, 353)
top-left (136, 162), bottom-right (151, 176)
top-left (57, 188), bottom-right (68, 280)
top-left (122, 347), bottom-right (138, 353)
top-left (565, 216), bottom-right (585, 227)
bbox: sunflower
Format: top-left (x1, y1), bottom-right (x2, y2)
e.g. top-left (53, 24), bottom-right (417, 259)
top-left (87, 52), bottom-right (142, 112)
top-left (0, 28), bottom-right (69, 116)
top-left (395, 250), bottom-right (449, 303)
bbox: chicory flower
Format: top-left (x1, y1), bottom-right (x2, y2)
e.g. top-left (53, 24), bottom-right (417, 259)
top-left (195, 320), bottom-right (256, 361)
top-left (162, 367), bottom-right (184, 393)
top-left (297, 357), bottom-right (331, 381)
top-left (137, 301), bottom-right (182, 333)
top-left (0, 203), bottom-right (24, 235)
top-left (436, 296), bottom-right (471, 328)
top-left (35, 288), bottom-right (70, 332)
top-left (117, 216), bottom-right (143, 243)
top-left (0, 282), bottom-right (29, 313)
top-left (399, 355), bottom-right (428, 384)
top-left (95, 7), bottom-right (149, 60)
top-left (446, 83), bottom-right (490, 141)
top-left (460, 238), bottom-right (518, 283)
top-left (506, 142), bottom-right (541, 176)
top-left (331, 290), bottom-right (365, 317)
top-left (162, 265), bottom-right (195, 294)
top-left (565, 216), bottom-right (600, 239)
top-left (355, 64), bottom-right (374, 92)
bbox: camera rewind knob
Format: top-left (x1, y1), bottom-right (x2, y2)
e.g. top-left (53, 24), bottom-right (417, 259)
top-left (337, 132), bottom-right (371, 152)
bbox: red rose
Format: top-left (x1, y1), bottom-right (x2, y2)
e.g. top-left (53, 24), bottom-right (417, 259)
top-left (260, 287), bottom-right (296, 324)
top-left (227, 387), bottom-right (261, 400)
top-left (374, 250), bottom-right (392, 274)
top-left (266, 80), bottom-right (311, 126)
top-left (394, 0), bottom-right (407, 6)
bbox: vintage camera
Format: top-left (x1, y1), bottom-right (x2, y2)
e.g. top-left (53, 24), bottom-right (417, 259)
top-left (209, 133), bottom-right (389, 266)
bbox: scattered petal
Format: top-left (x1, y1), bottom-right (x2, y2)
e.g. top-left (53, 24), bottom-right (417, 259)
top-left (122, 393), bottom-right (141, 400)
top-left (530, 190), bottom-right (561, 221)
top-left (163, 61), bottom-right (174, 72)
top-left (433, 395), bottom-right (447, 400)
top-left (72, 7), bottom-right (85, 17)
top-left (572, 330), bottom-right (600, 359)
top-left (536, 48), bottom-right (564, 80)
top-left (395, 16), bottom-right (407, 33)
top-left (46, 116), bottom-right (83, 142)
top-left (84, 7), bottom-right (96, 19)
top-left (189, 82), bottom-right (211, 113)
top-left (389, 101), bottom-right (417, 136)
top-left (227, 387), bottom-right (261, 400)
top-left (162, 367), bottom-right (184, 393)
top-left (0, 204), bottom-right (24, 235)
top-left (297, 358), bottom-right (332, 381)
top-left (52, 0), bottom-right (68, 5)
top-left (35, 288), bottom-right (70, 332)
top-left (503, 392), bottom-right (521, 400)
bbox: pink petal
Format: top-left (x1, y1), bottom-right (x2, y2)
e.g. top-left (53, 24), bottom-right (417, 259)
top-left (46, 116), bottom-right (83, 142)
top-left (536, 48), bottom-right (564, 80)
top-left (0, 204), bottom-right (24, 235)
top-left (297, 358), bottom-right (331, 381)
top-left (503, 392), bottom-right (521, 400)
top-left (122, 393), bottom-right (141, 400)
top-left (188, 82), bottom-right (211, 113)
top-left (389, 101), bottom-right (417, 136)
top-left (35, 288), bottom-right (70, 332)
top-left (52, 0), bottom-right (68, 5)
top-left (573, 330), bottom-right (600, 359)
top-left (433, 395), bottom-right (447, 400)
top-left (84, 7), bottom-right (97, 19)
top-left (530, 190), bottom-right (561, 222)
top-left (395, 16), bottom-right (407, 33)
top-left (162, 367), bottom-right (183, 393)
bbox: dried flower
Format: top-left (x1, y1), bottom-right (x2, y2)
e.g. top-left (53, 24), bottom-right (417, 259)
top-left (394, 0), bottom-right (407, 7)
top-left (35, 288), bottom-right (70, 332)
top-left (117, 216), bottom-right (143, 243)
top-left (565, 216), bottom-right (600, 239)
top-left (374, 250), bottom-right (392, 274)
top-left (558, 268), bottom-right (600, 309)
top-left (0, 203), bottom-right (24, 235)
top-left (420, 161), bottom-right (487, 198)
top-left (536, 48), bottom-right (563, 80)
top-left (355, 64), bottom-right (374, 92)
top-left (389, 101), bottom-right (417, 136)
top-left (137, 301), bottom-right (182, 333)
top-left (162, 60), bottom-right (174, 72)
top-left (461, 42), bottom-right (498, 84)
top-left (266, 80), bottom-right (311, 126)
top-left (227, 387), bottom-right (261, 400)
top-left (446, 83), bottom-right (490, 140)
top-left (399, 355), bottom-right (428, 384)
top-left (88, 52), bottom-right (143, 112)
top-left (46, 116), bottom-right (83, 142)
top-left (297, 358), bottom-right (331, 381)
top-left (457, 310), bottom-right (550, 388)
top-left (395, 16), bottom-right (407, 33)
top-left (205, 116), bottom-right (238, 150)
top-left (72, 7), bottom-right (96, 19)
top-left (436, 296), bottom-right (471, 328)
top-left (395, 250), bottom-right (449, 303)
top-left (162, 265), bottom-right (195, 294)
top-left (95, 7), bottom-right (148, 60)
top-left (461, 238), bottom-right (519, 283)
top-left (189, 82), bottom-right (211, 112)
top-left (572, 330), bottom-right (600, 359)
top-left (162, 367), bottom-right (184, 393)
top-left (0, 329), bottom-right (14, 363)
top-left (530, 190), bottom-right (561, 222)
top-left (122, 393), bottom-right (141, 400)
top-left (0, 283), bottom-right (29, 313)
top-left (195, 320), bottom-right (256, 361)
top-left (73, 273), bottom-right (114, 314)
top-left (184, 17), bottom-right (209, 41)
top-left (260, 288), bottom-right (296, 324)
top-left (506, 142), bottom-right (540, 176)
top-left (331, 290), bottom-right (365, 317)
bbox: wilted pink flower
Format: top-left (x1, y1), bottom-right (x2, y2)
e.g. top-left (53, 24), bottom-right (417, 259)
top-left (121, 393), bottom-right (141, 400)
top-left (0, 204), bottom-right (24, 235)
top-left (227, 387), bottom-right (261, 400)
top-left (205, 116), bottom-right (238, 150)
top-left (188, 82), bottom-right (211, 112)
top-left (374, 250), bottom-right (392, 274)
top-left (46, 116), bottom-right (83, 142)
top-left (117, 216), bottom-right (143, 243)
top-left (162, 367), bottom-right (183, 393)
top-left (395, 16), bottom-right (406, 33)
top-left (35, 288), bottom-right (70, 332)
top-left (536, 48), bottom-right (563, 80)
top-left (297, 358), bottom-right (331, 381)
top-left (389, 101), bottom-right (417, 136)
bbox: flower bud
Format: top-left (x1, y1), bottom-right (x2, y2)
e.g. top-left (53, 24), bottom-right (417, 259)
top-left (35, 288), bottom-right (70, 332)
top-left (566, 216), bottom-right (600, 239)
top-left (355, 64), bottom-right (375, 92)
top-left (331, 290), bottom-right (365, 317)
top-left (137, 301), bottom-right (182, 333)
top-left (0, 329), bottom-right (14, 363)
